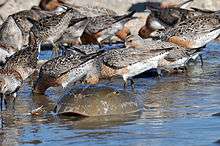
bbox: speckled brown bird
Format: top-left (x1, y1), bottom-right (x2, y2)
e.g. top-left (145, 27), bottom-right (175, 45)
top-left (41, 0), bottom-right (130, 45)
top-left (100, 45), bottom-right (172, 87)
top-left (0, 31), bottom-right (38, 108)
top-left (81, 11), bottom-right (136, 44)
top-left (11, 6), bottom-right (55, 47)
top-left (139, 0), bottom-right (219, 39)
top-left (157, 14), bottom-right (220, 48)
top-left (0, 7), bottom-right (54, 64)
top-left (28, 7), bottom-right (85, 55)
top-left (33, 50), bottom-right (104, 94)
top-left (63, 41), bottom-right (173, 87)
top-left (0, 16), bottom-right (23, 52)
top-left (125, 35), bottom-right (201, 72)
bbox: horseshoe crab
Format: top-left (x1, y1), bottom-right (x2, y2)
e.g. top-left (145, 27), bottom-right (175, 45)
top-left (54, 86), bottom-right (140, 117)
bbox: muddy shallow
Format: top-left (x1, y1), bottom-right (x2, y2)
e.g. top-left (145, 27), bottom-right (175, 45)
top-left (0, 42), bottom-right (220, 146)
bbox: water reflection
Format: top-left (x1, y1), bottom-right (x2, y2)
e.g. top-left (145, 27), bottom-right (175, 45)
top-left (143, 75), bottom-right (193, 119)
top-left (57, 114), bottom-right (140, 129)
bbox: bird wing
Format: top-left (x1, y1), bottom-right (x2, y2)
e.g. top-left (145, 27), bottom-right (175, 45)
top-left (103, 47), bottom-right (171, 69)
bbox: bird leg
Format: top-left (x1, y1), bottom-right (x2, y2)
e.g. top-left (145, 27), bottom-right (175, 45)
top-left (51, 42), bottom-right (60, 57)
top-left (12, 94), bottom-right (16, 111)
top-left (0, 94), bottom-right (6, 111)
top-left (130, 79), bottom-right (135, 89)
top-left (98, 42), bottom-right (104, 49)
top-left (124, 80), bottom-right (128, 89)
top-left (4, 98), bottom-right (7, 109)
top-left (0, 94), bottom-right (2, 111)
top-left (199, 54), bottom-right (204, 67)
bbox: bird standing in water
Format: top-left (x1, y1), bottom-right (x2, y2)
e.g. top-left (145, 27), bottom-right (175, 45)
top-left (0, 31), bottom-right (39, 110)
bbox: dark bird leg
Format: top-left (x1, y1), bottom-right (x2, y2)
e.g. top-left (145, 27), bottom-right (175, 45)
top-left (124, 80), bottom-right (128, 89)
top-left (0, 94), bottom-right (2, 111)
top-left (130, 79), bottom-right (135, 89)
top-left (0, 94), bottom-right (6, 111)
top-left (199, 54), bottom-right (204, 67)
top-left (12, 97), bottom-right (16, 110)
top-left (183, 66), bottom-right (188, 72)
top-left (98, 42), bottom-right (103, 49)
top-left (4, 99), bottom-right (7, 110)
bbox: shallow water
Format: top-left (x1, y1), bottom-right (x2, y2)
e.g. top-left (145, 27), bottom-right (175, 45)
top-left (1, 42), bottom-right (220, 146)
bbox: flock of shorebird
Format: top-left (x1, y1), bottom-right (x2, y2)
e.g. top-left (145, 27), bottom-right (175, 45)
top-left (0, 0), bottom-right (219, 110)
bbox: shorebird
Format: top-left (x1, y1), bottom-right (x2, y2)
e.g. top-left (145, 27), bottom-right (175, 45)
top-left (27, 7), bottom-right (85, 56)
top-left (0, 15), bottom-right (24, 65)
top-left (158, 48), bottom-right (201, 72)
top-left (10, 6), bottom-right (55, 48)
top-left (33, 50), bottom-right (104, 94)
top-left (62, 40), bottom-right (177, 85)
top-left (39, 0), bottom-right (117, 16)
top-left (81, 11), bottom-right (136, 44)
top-left (139, 0), bottom-right (219, 38)
top-left (146, 5), bottom-right (219, 28)
top-left (36, 43), bottom-right (171, 89)
top-left (63, 3), bottom-right (131, 43)
top-left (101, 46), bottom-right (172, 87)
top-left (157, 14), bottom-right (220, 49)
top-left (59, 43), bottom-right (173, 87)
top-left (58, 18), bottom-right (89, 46)
top-left (0, 31), bottom-right (38, 109)
top-left (138, 12), bottom-right (165, 39)
top-left (42, 0), bottom-right (117, 16)
top-left (0, 16), bottom-right (23, 51)
top-left (125, 35), bottom-right (201, 72)
top-left (0, 7), bottom-right (55, 65)
top-left (49, 4), bottom-right (131, 44)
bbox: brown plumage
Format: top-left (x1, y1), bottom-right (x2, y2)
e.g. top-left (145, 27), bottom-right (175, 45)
top-left (0, 31), bottom-right (38, 106)
top-left (157, 14), bottom-right (220, 48)
top-left (81, 11), bottom-right (136, 44)
top-left (125, 35), bottom-right (202, 72)
top-left (33, 50), bottom-right (104, 94)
